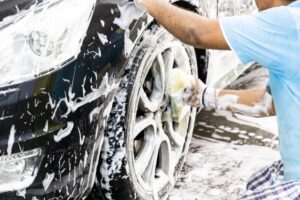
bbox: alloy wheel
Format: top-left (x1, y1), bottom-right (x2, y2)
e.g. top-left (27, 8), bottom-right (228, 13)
top-left (128, 41), bottom-right (196, 198)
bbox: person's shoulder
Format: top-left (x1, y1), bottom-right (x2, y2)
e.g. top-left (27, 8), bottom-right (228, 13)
top-left (254, 6), bottom-right (295, 29)
top-left (257, 6), bottom-right (291, 18)
top-left (289, 0), bottom-right (300, 8)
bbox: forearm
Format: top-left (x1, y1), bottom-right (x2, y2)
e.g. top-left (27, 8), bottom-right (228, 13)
top-left (141, 1), bottom-right (227, 49)
top-left (204, 88), bottom-right (276, 117)
top-left (143, 2), bottom-right (203, 46)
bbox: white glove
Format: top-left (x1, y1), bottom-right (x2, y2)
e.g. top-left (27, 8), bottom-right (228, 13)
top-left (182, 79), bottom-right (206, 108)
top-left (183, 79), bottom-right (217, 110)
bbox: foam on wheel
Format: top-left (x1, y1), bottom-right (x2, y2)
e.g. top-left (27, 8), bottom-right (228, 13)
top-left (97, 24), bottom-right (197, 200)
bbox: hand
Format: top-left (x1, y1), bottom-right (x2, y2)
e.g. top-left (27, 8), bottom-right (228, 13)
top-left (183, 78), bottom-right (207, 108)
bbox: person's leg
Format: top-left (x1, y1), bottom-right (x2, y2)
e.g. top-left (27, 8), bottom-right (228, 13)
top-left (239, 160), bottom-right (300, 200)
top-left (240, 181), bottom-right (300, 200)
top-left (246, 160), bottom-right (284, 191)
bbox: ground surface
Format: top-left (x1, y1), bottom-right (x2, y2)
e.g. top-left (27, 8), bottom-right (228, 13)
top-left (169, 110), bottom-right (279, 200)
top-left (169, 63), bottom-right (279, 200)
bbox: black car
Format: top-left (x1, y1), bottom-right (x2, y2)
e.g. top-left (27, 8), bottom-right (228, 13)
top-left (0, 0), bottom-right (255, 199)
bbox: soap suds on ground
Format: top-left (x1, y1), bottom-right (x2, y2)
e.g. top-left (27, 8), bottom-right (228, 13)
top-left (170, 109), bottom-right (279, 200)
top-left (169, 137), bottom-right (279, 200)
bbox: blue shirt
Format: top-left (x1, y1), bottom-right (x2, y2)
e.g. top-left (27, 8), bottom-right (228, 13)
top-left (220, 1), bottom-right (300, 181)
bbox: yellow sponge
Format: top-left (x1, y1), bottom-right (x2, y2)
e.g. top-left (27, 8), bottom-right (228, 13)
top-left (168, 68), bottom-right (195, 122)
top-left (168, 68), bottom-right (194, 97)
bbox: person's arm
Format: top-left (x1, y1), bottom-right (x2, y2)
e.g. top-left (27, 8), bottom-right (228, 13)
top-left (217, 88), bottom-right (275, 117)
top-left (186, 79), bottom-right (276, 117)
top-left (138, 0), bottom-right (229, 50)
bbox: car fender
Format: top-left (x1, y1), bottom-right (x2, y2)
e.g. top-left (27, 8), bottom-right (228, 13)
top-left (85, 0), bottom-right (208, 129)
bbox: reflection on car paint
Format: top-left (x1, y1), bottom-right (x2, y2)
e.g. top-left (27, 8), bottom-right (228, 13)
top-left (0, 0), bottom-right (221, 199)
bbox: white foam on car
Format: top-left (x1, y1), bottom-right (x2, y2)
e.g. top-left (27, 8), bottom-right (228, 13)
top-left (97, 33), bottom-right (108, 45)
top-left (7, 125), bottom-right (16, 155)
top-left (42, 173), bottom-right (55, 192)
top-left (50, 73), bottom-right (114, 119)
top-left (113, 2), bottom-right (150, 57)
top-left (89, 107), bottom-right (102, 124)
top-left (16, 189), bottom-right (26, 198)
top-left (113, 3), bottom-right (144, 30)
top-left (78, 127), bottom-right (85, 146)
top-left (0, 111), bottom-right (13, 120)
top-left (54, 122), bottom-right (74, 142)
top-left (100, 20), bottom-right (105, 27)
top-left (43, 120), bottom-right (49, 132)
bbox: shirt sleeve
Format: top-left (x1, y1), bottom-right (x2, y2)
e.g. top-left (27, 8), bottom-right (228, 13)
top-left (219, 7), bottom-right (295, 75)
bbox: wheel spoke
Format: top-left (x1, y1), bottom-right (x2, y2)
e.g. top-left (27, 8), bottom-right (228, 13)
top-left (157, 131), bottom-right (171, 174)
top-left (139, 88), bottom-right (158, 112)
top-left (164, 49), bottom-right (175, 71)
top-left (139, 53), bottom-right (166, 112)
top-left (156, 53), bottom-right (165, 72)
top-left (142, 148), bottom-right (158, 186)
top-left (177, 108), bottom-right (191, 138)
top-left (153, 169), bottom-right (172, 192)
top-left (135, 130), bottom-right (158, 177)
top-left (153, 132), bottom-right (173, 192)
top-left (152, 53), bottom-right (165, 101)
top-left (134, 114), bottom-right (155, 138)
top-left (162, 108), bottom-right (185, 147)
top-left (173, 43), bottom-right (190, 73)
top-left (163, 49), bottom-right (175, 87)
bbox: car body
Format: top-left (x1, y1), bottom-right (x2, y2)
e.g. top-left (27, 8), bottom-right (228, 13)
top-left (0, 0), bottom-right (256, 199)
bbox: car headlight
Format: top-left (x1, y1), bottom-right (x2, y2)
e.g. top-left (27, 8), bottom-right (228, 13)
top-left (0, 148), bottom-right (42, 192)
top-left (0, 0), bottom-right (95, 87)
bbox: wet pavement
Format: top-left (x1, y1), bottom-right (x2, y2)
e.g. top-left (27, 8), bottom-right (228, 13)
top-left (193, 110), bottom-right (278, 149)
top-left (169, 64), bottom-right (280, 199)
top-left (169, 110), bottom-right (279, 200)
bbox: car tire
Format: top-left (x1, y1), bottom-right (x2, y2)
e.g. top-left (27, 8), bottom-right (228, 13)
top-left (92, 24), bottom-right (197, 200)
